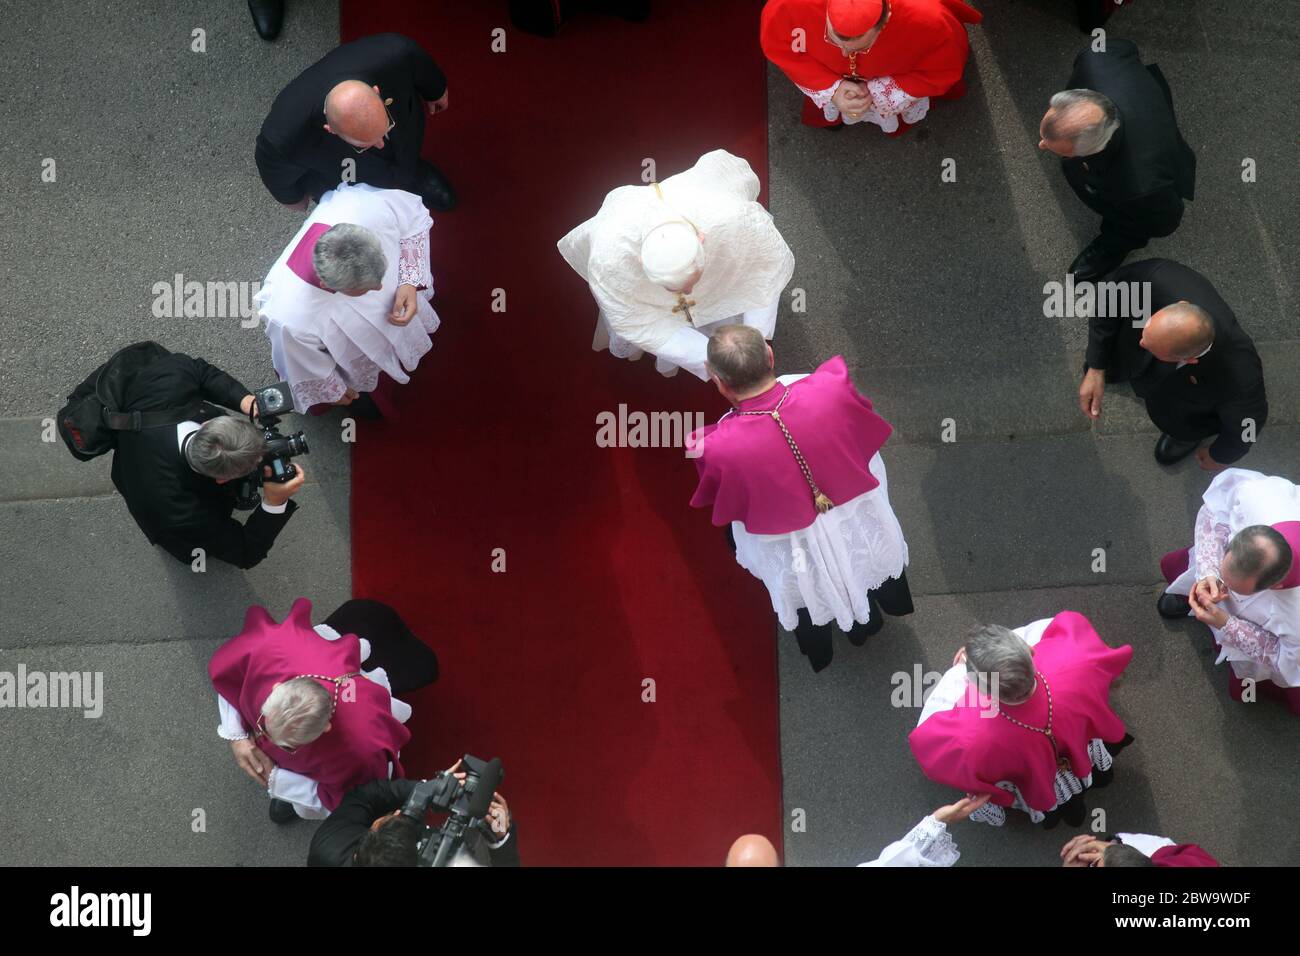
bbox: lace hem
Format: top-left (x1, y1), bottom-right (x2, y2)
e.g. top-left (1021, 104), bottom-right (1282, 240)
top-left (1220, 615), bottom-right (1281, 666)
top-left (398, 230), bottom-right (431, 289)
top-left (732, 464), bottom-right (909, 632)
top-left (804, 75), bottom-right (930, 131)
top-left (904, 815), bottom-right (960, 867)
top-left (968, 738), bottom-right (1112, 826)
top-left (1193, 504), bottom-right (1230, 582)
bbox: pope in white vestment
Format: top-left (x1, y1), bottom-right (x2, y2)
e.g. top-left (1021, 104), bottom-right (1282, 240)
top-left (557, 149), bottom-right (795, 381)
top-left (255, 182), bottom-right (440, 412)
top-left (1162, 469), bottom-right (1300, 695)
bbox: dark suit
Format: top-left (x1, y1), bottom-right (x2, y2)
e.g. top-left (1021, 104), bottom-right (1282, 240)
top-left (1085, 259), bottom-right (1267, 464)
top-left (110, 354), bottom-right (297, 569)
top-left (255, 33), bottom-right (447, 204)
top-left (1061, 39), bottom-right (1196, 253)
top-left (308, 778), bottom-right (521, 867)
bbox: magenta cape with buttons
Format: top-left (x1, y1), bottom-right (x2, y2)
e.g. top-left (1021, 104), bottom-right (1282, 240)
top-left (687, 355), bottom-right (893, 534)
top-left (908, 611), bottom-right (1133, 811)
top-left (208, 598), bottom-right (410, 812)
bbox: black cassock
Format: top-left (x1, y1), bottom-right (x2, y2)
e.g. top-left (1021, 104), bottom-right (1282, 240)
top-left (1084, 259), bottom-right (1267, 466)
top-left (1060, 39), bottom-right (1196, 255)
top-left (255, 33), bottom-right (447, 205)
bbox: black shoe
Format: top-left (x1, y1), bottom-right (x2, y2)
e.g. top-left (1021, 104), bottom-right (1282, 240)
top-left (848, 596), bottom-right (884, 646)
top-left (1068, 236), bottom-right (1128, 283)
top-left (1154, 433), bottom-right (1199, 465)
top-left (269, 798), bottom-right (298, 824)
top-left (1157, 591), bottom-right (1191, 619)
top-left (348, 392), bottom-right (383, 420)
top-left (415, 161), bottom-right (456, 211)
top-left (248, 0), bottom-right (285, 41)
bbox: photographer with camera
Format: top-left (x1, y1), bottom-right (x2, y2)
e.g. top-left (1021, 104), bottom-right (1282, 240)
top-left (308, 758), bottom-right (519, 867)
top-left (64, 346), bottom-right (306, 569)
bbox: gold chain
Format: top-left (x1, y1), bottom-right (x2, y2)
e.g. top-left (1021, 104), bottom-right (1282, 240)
top-left (736, 388), bottom-right (834, 513)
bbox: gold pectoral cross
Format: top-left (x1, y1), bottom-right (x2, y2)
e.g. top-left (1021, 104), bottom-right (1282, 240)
top-left (672, 293), bottom-right (696, 324)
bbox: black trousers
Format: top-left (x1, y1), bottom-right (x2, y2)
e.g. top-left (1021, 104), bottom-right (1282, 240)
top-left (1063, 164), bottom-right (1157, 256)
top-left (792, 570), bottom-right (914, 673)
top-left (725, 525), bottom-right (914, 673)
top-left (323, 599), bottom-right (439, 696)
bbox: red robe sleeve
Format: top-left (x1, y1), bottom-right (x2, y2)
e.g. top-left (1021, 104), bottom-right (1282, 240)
top-left (889, 0), bottom-right (982, 98)
top-left (761, 0), bottom-right (843, 93)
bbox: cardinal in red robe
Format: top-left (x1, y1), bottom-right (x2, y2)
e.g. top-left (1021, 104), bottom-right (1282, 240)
top-left (761, 0), bottom-right (981, 134)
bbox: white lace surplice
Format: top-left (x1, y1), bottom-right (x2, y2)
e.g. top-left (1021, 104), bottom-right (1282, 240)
top-left (732, 444), bottom-right (908, 634)
top-left (256, 182), bottom-right (441, 410)
top-left (1164, 468), bottom-right (1300, 688)
top-left (915, 618), bottom-right (1113, 827)
top-left (558, 149), bottom-right (795, 381)
top-left (798, 74), bottom-right (930, 132)
top-left (857, 815), bottom-right (960, 868)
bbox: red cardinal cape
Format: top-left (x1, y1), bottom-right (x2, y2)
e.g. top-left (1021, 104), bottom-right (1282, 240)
top-left (761, 0), bottom-right (981, 98)
top-left (687, 356), bottom-right (893, 535)
top-left (909, 611), bottom-right (1132, 811)
top-left (208, 598), bottom-right (411, 812)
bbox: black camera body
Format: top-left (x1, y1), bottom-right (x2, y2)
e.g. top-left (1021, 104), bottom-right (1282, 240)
top-left (234, 382), bottom-right (310, 510)
top-left (401, 754), bottom-right (504, 867)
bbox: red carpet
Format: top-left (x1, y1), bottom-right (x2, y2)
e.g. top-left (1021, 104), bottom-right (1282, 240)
top-left (344, 0), bottom-right (782, 865)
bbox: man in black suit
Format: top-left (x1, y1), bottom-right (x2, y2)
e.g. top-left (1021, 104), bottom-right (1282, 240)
top-left (110, 353), bottom-right (304, 569)
top-left (308, 776), bottom-right (519, 867)
top-left (1078, 259), bottom-right (1267, 469)
top-left (255, 33), bottom-right (455, 211)
top-left (1039, 39), bottom-right (1195, 281)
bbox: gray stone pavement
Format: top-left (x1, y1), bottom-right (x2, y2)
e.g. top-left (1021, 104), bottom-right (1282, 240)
top-left (0, 0), bottom-right (1297, 867)
top-left (772, 0), bottom-right (1300, 866)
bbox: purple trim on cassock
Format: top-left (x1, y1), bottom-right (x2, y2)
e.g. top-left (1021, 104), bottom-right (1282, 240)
top-left (287, 222), bottom-right (336, 293)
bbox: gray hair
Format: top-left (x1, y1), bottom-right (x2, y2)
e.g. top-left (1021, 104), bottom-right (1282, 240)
top-left (261, 677), bottom-right (332, 749)
top-left (313, 223), bottom-right (387, 291)
top-left (706, 324), bottom-right (771, 392)
top-left (1046, 89), bottom-right (1120, 155)
top-left (965, 624), bottom-right (1036, 704)
top-left (1227, 525), bottom-right (1293, 592)
top-left (185, 416), bottom-right (266, 480)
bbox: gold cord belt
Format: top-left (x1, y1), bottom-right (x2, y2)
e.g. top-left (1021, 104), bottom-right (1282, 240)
top-left (736, 389), bottom-right (834, 514)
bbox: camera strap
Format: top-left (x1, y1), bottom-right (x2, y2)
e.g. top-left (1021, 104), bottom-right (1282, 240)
top-left (102, 402), bottom-right (201, 432)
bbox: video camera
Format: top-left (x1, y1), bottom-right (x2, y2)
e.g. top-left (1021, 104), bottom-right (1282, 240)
top-left (234, 381), bottom-right (310, 510)
top-left (400, 754), bottom-right (504, 867)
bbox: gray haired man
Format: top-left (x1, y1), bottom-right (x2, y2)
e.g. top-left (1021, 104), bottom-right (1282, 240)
top-left (109, 351), bottom-right (305, 569)
top-left (1038, 39), bottom-right (1196, 281)
top-left (254, 182), bottom-right (441, 418)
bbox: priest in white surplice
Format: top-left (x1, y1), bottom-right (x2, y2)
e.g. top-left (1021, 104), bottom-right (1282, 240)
top-left (557, 149), bottom-right (795, 381)
top-left (255, 182), bottom-right (440, 415)
top-left (1157, 468), bottom-right (1300, 713)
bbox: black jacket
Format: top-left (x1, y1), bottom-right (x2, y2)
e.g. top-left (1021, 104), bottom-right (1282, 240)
top-left (308, 778), bottom-right (521, 867)
top-left (1062, 39), bottom-right (1196, 238)
top-left (109, 354), bottom-right (297, 568)
top-left (1084, 259), bottom-right (1267, 464)
top-left (255, 33), bottom-right (447, 204)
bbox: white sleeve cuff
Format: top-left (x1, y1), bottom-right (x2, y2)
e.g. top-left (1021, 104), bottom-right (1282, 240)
top-left (260, 500), bottom-right (288, 515)
top-left (217, 694), bottom-right (248, 740)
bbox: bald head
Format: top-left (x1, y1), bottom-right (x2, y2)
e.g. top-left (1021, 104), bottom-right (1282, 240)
top-left (1140, 301), bottom-right (1215, 363)
top-left (725, 834), bottom-right (780, 867)
top-left (324, 80), bottom-right (390, 147)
